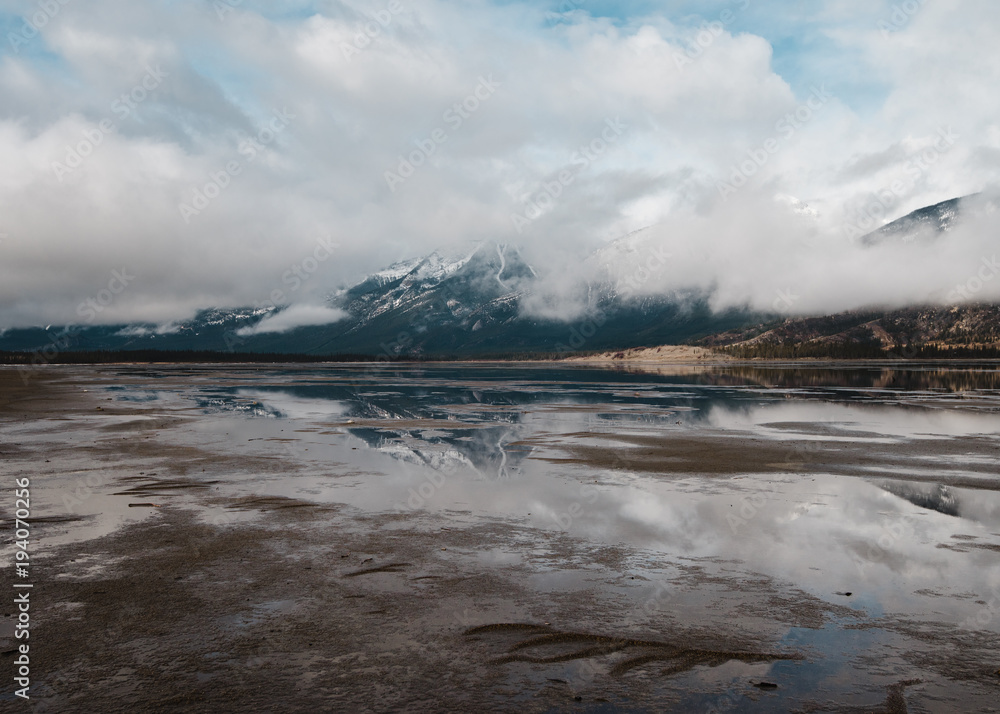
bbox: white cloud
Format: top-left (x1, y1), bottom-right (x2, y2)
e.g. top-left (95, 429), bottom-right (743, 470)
top-left (0, 0), bottom-right (997, 327)
top-left (236, 304), bottom-right (348, 335)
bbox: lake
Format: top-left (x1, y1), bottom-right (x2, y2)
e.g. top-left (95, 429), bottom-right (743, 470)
top-left (3, 362), bottom-right (999, 712)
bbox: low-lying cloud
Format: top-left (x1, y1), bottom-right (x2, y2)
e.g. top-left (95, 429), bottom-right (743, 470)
top-left (568, 188), bottom-right (1000, 316)
top-left (236, 304), bottom-right (348, 336)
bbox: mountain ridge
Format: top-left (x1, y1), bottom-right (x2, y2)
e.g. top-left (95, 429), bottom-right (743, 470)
top-left (0, 193), bottom-right (994, 358)
top-left (695, 303), bottom-right (1000, 359)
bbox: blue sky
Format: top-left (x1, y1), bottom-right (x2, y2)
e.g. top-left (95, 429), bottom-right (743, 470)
top-left (0, 0), bottom-right (893, 111)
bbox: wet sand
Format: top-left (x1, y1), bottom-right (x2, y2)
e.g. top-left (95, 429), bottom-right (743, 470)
top-left (2, 365), bottom-right (999, 712)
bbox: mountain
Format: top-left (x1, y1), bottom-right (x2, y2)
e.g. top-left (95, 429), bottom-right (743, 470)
top-left (860, 194), bottom-right (975, 246)
top-left (277, 239), bottom-right (759, 354)
top-left (0, 241), bottom-right (758, 357)
top-left (696, 304), bottom-right (1000, 358)
top-left (2, 194), bottom-right (994, 358)
top-left (314, 243), bottom-right (536, 354)
top-left (687, 192), bottom-right (1000, 358)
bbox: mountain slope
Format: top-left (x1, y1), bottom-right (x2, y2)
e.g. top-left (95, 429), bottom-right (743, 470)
top-left (0, 241), bottom-right (760, 356)
top-left (860, 193), bottom-right (977, 246)
top-left (696, 304), bottom-right (1000, 358)
top-left (1, 195), bottom-right (994, 358)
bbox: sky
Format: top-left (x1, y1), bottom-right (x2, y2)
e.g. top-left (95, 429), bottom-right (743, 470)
top-left (0, 0), bottom-right (998, 328)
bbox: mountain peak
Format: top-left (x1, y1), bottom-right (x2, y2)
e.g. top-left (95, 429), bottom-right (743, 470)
top-left (860, 193), bottom-right (978, 246)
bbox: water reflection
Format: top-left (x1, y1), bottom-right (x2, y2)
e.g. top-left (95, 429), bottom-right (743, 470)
top-left (346, 423), bottom-right (531, 479)
top-left (89, 363), bottom-right (1000, 707)
top-left (187, 367), bottom-right (1000, 495)
top-left (106, 365), bottom-right (1000, 609)
top-left (184, 362), bottom-right (1000, 427)
top-left (614, 362), bottom-right (1000, 393)
top-left (881, 481), bottom-right (960, 517)
top-left (175, 366), bottom-right (1000, 580)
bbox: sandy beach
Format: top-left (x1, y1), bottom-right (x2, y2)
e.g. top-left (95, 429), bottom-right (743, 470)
top-left (565, 346), bottom-right (734, 364)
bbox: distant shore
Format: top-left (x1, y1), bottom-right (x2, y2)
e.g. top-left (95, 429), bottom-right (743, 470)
top-left (563, 345), bottom-right (733, 364)
top-left (4, 346), bottom-right (1000, 367)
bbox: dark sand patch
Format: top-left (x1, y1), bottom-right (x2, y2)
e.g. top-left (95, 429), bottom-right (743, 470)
top-left (532, 430), bottom-right (1000, 489)
top-left (937, 541), bottom-right (1000, 553)
top-left (465, 623), bottom-right (801, 676)
top-left (225, 495), bottom-right (326, 512)
top-left (112, 477), bottom-right (220, 496)
top-left (344, 562), bottom-right (412, 577)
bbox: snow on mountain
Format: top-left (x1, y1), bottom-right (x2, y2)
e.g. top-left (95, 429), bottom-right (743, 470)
top-left (861, 195), bottom-right (971, 245)
top-left (587, 226), bottom-right (656, 270)
top-left (4, 195), bottom-right (986, 356)
top-left (331, 242), bottom-right (535, 319)
top-left (366, 257), bottom-right (425, 287)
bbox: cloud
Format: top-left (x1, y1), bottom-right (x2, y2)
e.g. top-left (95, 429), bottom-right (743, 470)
top-left (0, 0), bottom-right (998, 328)
top-left (236, 304), bottom-right (348, 335)
top-left (115, 323), bottom-right (182, 337)
top-left (560, 187), bottom-right (1000, 316)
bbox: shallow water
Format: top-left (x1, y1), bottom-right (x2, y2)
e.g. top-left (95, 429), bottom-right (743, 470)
top-left (5, 362), bottom-right (1000, 710)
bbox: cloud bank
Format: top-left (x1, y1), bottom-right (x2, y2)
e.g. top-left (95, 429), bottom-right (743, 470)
top-left (0, 0), bottom-right (998, 327)
top-left (236, 304), bottom-right (348, 335)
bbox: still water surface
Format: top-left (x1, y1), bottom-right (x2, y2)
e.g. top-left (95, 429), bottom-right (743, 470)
top-left (19, 363), bottom-right (1000, 710)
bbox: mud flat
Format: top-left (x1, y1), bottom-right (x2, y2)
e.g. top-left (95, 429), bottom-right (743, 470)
top-left (1, 364), bottom-right (999, 712)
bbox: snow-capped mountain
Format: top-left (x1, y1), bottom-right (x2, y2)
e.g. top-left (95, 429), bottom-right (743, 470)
top-left (860, 194), bottom-right (976, 245)
top-left (315, 242), bottom-right (540, 354)
top-left (0, 195), bottom-right (988, 357)
top-left (0, 239), bottom-right (752, 355)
